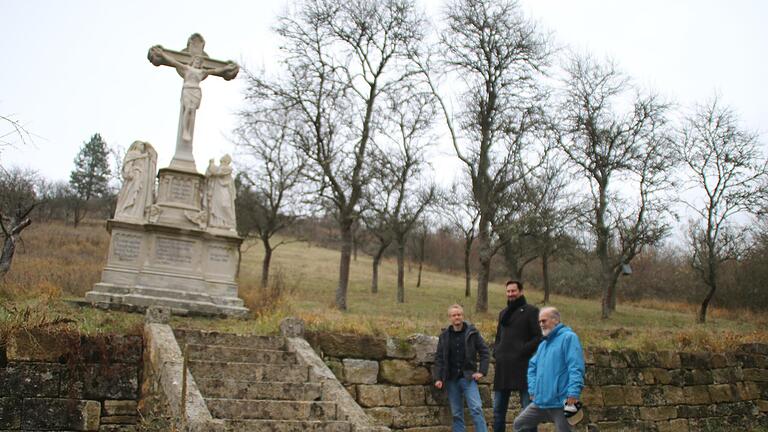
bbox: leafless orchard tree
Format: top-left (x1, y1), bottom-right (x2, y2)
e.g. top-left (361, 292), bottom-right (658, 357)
top-left (0, 168), bottom-right (38, 277)
top-left (244, 0), bottom-right (424, 310)
top-left (438, 180), bottom-right (479, 297)
top-left (678, 96), bottom-right (768, 323)
top-left (557, 53), bottom-right (676, 319)
top-left (414, 0), bottom-right (551, 312)
top-left (235, 106), bottom-right (306, 289)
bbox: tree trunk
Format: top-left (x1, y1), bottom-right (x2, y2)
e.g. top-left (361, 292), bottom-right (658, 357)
top-left (0, 217), bottom-right (32, 277)
top-left (336, 219), bottom-right (353, 311)
top-left (416, 232), bottom-right (425, 288)
top-left (542, 251), bottom-right (550, 304)
top-left (475, 217), bottom-right (491, 313)
top-left (698, 241), bottom-right (718, 323)
top-left (371, 245), bottom-right (386, 294)
top-left (261, 239), bottom-right (273, 289)
top-left (397, 241), bottom-right (406, 303)
top-left (464, 235), bottom-right (472, 297)
top-left (594, 179), bottom-right (612, 319)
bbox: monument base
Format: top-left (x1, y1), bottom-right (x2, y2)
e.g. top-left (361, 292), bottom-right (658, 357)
top-left (85, 219), bottom-right (248, 317)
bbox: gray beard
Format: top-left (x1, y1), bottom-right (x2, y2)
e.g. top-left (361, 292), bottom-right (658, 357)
top-left (542, 328), bottom-right (552, 337)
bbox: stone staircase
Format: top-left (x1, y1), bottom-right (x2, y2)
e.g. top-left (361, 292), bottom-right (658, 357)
top-left (175, 329), bottom-right (354, 432)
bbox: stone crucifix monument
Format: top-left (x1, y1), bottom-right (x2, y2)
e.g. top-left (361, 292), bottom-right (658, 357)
top-left (85, 34), bottom-right (248, 317)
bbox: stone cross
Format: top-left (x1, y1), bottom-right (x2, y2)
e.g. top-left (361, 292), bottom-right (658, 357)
top-left (147, 33), bottom-right (239, 173)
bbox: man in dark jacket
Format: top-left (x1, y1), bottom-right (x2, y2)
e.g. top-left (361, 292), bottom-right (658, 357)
top-left (434, 304), bottom-right (490, 432)
top-left (492, 280), bottom-right (541, 432)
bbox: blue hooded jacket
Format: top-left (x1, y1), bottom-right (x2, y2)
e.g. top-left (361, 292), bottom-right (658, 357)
top-left (526, 323), bottom-right (585, 408)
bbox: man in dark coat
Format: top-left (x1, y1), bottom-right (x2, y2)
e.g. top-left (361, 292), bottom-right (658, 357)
top-left (434, 304), bottom-right (490, 432)
top-left (492, 280), bottom-right (542, 432)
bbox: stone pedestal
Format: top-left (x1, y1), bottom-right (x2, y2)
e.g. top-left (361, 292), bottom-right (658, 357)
top-left (86, 167), bottom-right (248, 317)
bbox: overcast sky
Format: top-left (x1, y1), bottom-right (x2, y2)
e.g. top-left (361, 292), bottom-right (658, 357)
top-left (1, 0), bottom-right (766, 183)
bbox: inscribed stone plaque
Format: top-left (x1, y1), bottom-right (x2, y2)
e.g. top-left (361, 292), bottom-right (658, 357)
top-left (169, 176), bottom-right (195, 203)
top-left (155, 236), bottom-right (195, 266)
top-left (112, 231), bottom-right (144, 264)
top-left (206, 244), bottom-right (235, 277)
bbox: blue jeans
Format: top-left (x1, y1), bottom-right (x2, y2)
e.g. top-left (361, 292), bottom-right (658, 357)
top-left (493, 389), bottom-right (534, 432)
top-left (445, 377), bottom-right (488, 432)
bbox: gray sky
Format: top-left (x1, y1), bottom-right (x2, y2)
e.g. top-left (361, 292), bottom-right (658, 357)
top-left (1, 0), bottom-right (766, 183)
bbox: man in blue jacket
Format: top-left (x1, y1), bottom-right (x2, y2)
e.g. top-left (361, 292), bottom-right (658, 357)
top-left (434, 304), bottom-right (490, 432)
top-left (513, 307), bottom-right (584, 432)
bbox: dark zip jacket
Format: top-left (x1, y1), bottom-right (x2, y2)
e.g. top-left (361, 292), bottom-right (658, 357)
top-left (434, 321), bottom-right (490, 381)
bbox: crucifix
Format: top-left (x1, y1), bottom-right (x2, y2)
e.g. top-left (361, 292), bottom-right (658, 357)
top-left (148, 33), bottom-right (239, 172)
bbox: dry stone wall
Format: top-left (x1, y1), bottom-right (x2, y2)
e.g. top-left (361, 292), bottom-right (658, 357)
top-left (306, 331), bottom-right (768, 432)
top-left (0, 329), bottom-right (141, 432)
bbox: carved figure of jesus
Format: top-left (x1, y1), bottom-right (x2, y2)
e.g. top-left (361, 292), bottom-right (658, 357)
top-left (149, 47), bottom-right (237, 143)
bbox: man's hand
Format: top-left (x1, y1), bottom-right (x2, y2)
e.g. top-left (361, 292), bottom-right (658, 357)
top-left (471, 372), bottom-right (483, 381)
top-left (566, 397), bottom-right (579, 405)
top-left (434, 380), bottom-right (443, 389)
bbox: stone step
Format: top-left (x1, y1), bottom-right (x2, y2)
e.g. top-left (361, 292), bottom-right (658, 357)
top-left (223, 419), bottom-right (352, 432)
top-left (188, 360), bottom-right (308, 382)
top-left (120, 293), bottom-right (248, 315)
top-left (197, 379), bottom-right (322, 401)
top-left (207, 399), bottom-right (339, 421)
top-left (175, 329), bottom-right (286, 350)
top-left (186, 344), bottom-right (297, 364)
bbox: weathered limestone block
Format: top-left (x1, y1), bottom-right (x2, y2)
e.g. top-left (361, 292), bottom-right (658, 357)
top-left (661, 385), bottom-right (684, 404)
top-left (0, 362), bottom-right (61, 397)
top-left (642, 368), bottom-right (672, 385)
top-left (399, 427), bottom-right (450, 432)
top-left (641, 386), bottom-right (665, 406)
top-left (358, 385), bottom-right (401, 407)
top-left (679, 352), bottom-right (711, 369)
top-left (79, 335), bottom-right (143, 364)
top-left (609, 351), bottom-right (628, 368)
top-left (758, 399), bottom-right (768, 413)
top-left (677, 404), bottom-right (711, 419)
top-left (104, 400), bottom-right (138, 416)
top-left (734, 381), bottom-right (761, 400)
top-left (100, 415), bottom-right (138, 424)
top-left (309, 332), bottom-right (387, 360)
top-left (365, 407), bottom-right (395, 427)
top-left (400, 386), bottom-right (426, 406)
top-left (681, 385), bottom-right (711, 404)
top-left (61, 363), bottom-right (139, 399)
top-left (744, 368), bottom-right (768, 382)
top-left (387, 337), bottom-right (416, 359)
top-left (710, 353), bottom-right (728, 368)
top-left (592, 348), bottom-right (611, 367)
top-left (21, 398), bottom-right (100, 431)
top-left (657, 351), bottom-right (681, 369)
top-left (712, 367), bottom-right (742, 384)
top-left (656, 418), bottom-right (690, 432)
top-left (636, 351), bottom-right (660, 368)
top-left (683, 369), bottom-right (713, 385)
top-left (408, 334), bottom-right (438, 364)
top-left (344, 359), bottom-right (379, 384)
top-left (581, 386), bottom-right (604, 407)
top-left (0, 397), bottom-right (21, 429)
top-left (392, 406), bottom-right (442, 428)
top-left (639, 405), bottom-right (677, 421)
top-left (737, 343), bottom-right (768, 355)
top-left (380, 360), bottom-right (431, 385)
top-left (708, 383), bottom-right (737, 403)
top-left (601, 385), bottom-right (625, 406)
top-left (583, 348), bottom-right (595, 365)
top-left (624, 386), bottom-right (643, 405)
top-left (589, 406), bottom-right (639, 422)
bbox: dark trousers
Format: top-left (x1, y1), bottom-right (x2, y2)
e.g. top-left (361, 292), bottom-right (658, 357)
top-left (493, 389), bottom-right (534, 432)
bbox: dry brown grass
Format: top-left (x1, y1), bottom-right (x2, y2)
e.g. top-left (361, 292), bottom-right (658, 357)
top-left (1, 220), bottom-right (108, 299)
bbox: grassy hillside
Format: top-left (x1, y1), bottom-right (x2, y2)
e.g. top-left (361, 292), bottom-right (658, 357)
top-left (2, 222), bottom-right (767, 352)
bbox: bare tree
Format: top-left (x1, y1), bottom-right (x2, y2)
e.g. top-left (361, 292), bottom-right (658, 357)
top-left (245, 0), bottom-right (424, 310)
top-left (414, 0), bottom-right (551, 312)
top-left (0, 168), bottom-right (38, 277)
top-left (438, 180), bottom-right (479, 297)
top-left (557, 53), bottom-right (676, 319)
top-left (678, 96), bottom-right (768, 323)
top-left (235, 107), bottom-right (306, 288)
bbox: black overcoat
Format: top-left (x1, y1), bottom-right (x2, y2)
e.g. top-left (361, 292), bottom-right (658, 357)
top-left (492, 297), bottom-right (542, 391)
